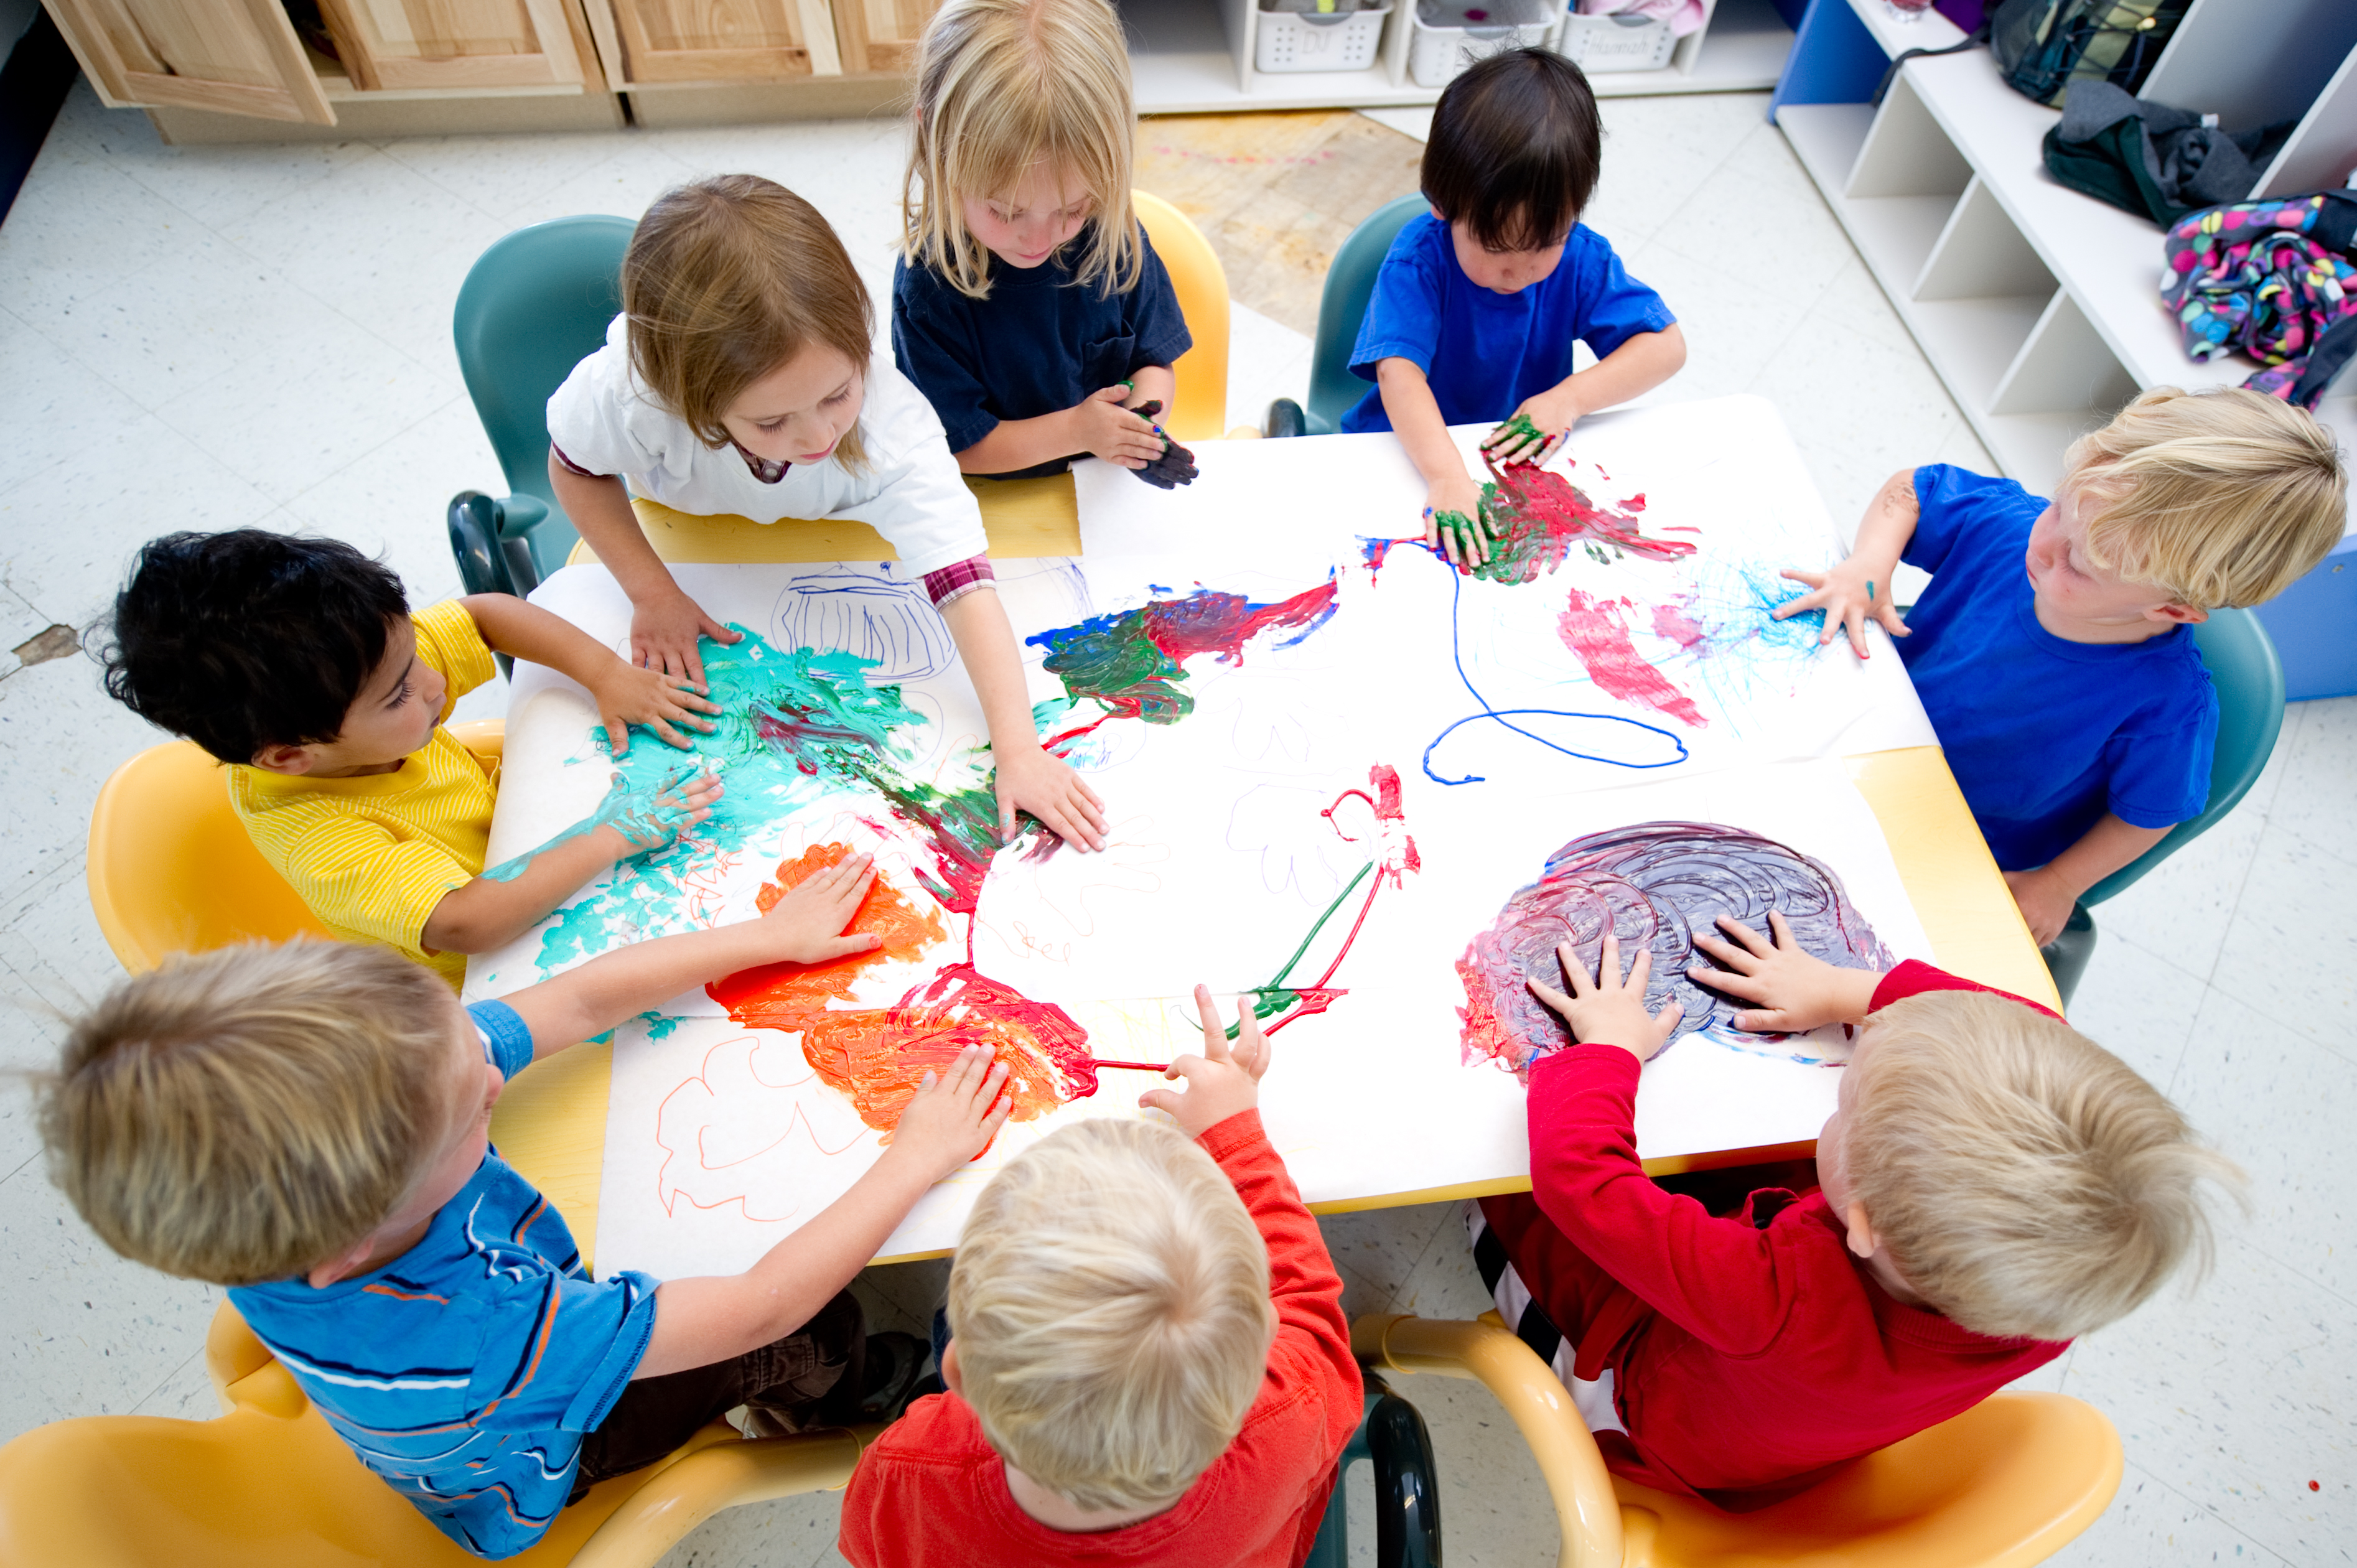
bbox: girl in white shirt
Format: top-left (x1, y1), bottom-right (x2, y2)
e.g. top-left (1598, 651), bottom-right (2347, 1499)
top-left (546, 174), bottom-right (1106, 851)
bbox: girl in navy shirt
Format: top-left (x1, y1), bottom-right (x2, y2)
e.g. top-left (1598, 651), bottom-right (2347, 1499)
top-left (894, 0), bottom-right (1195, 487)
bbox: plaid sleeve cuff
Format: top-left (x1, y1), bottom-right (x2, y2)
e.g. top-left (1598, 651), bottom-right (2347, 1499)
top-left (549, 442), bottom-right (607, 479)
top-left (922, 554), bottom-right (995, 607)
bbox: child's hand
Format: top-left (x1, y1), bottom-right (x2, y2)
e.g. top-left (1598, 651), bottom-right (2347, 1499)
top-left (995, 742), bottom-right (1108, 852)
top-left (748, 850), bottom-right (885, 966)
top-left (588, 661), bottom-right (722, 757)
top-left (1126, 401), bottom-right (1198, 489)
top-left (597, 768), bottom-right (723, 857)
top-left (1139, 985), bottom-right (1271, 1137)
top-left (890, 1044), bottom-right (1014, 1180)
top-left (631, 589), bottom-right (744, 691)
top-left (1527, 932), bottom-right (1682, 1061)
top-left (1686, 911), bottom-right (1880, 1032)
top-left (1424, 470), bottom-right (1490, 569)
top-left (1775, 553), bottom-right (1910, 660)
top-left (1073, 386), bottom-right (1169, 470)
top-left (2002, 867), bottom-right (2076, 946)
top-left (1481, 393), bottom-right (1578, 467)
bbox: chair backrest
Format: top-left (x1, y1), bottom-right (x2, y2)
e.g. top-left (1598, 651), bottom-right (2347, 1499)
top-left (453, 215), bottom-right (638, 561)
top-left (1130, 190), bottom-right (1229, 441)
top-left (2083, 606), bottom-right (2285, 907)
top-left (1304, 194), bottom-right (1427, 436)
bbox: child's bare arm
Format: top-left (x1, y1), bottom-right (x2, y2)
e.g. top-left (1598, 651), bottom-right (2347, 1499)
top-left (635, 1043), bottom-right (1010, 1378)
top-left (1375, 357), bottom-right (1490, 569)
top-left (1777, 467), bottom-right (1921, 660)
top-left (1686, 912), bottom-right (1882, 1033)
top-left (460, 593), bottom-right (719, 756)
top-left (939, 586), bottom-right (1108, 852)
top-left (2004, 814), bottom-right (2172, 946)
top-left (546, 455), bottom-right (743, 689)
top-left (496, 851), bottom-right (880, 1050)
top-left (420, 771), bottom-right (722, 955)
top-left (1482, 324), bottom-right (1687, 466)
top-left (955, 387), bottom-right (1165, 474)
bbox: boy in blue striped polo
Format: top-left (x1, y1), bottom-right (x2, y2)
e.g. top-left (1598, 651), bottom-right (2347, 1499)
top-left (37, 851), bottom-right (1014, 1559)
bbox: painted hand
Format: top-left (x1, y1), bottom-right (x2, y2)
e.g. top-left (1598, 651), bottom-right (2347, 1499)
top-left (589, 660), bottom-right (722, 757)
top-left (995, 742), bottom-right (1108, 852)
top-left (1139, 985), bottom-right (1270, 1137)
top-left (2002, 866), bottom-right (2076, 947)
top-left (1686, 911), bottom-right (1880, 1033)
top-left (750, 849), bottom-right (885, 964)
top-left (598, 767), bottom-right (723, 857)
top-left (1075, 385), bottom-right (1168, 470)
top-left (1424, 470), bottom-right (1490, 570)
top-left (1775, 555), bottom-right (1910, 660)
top-left (629, 589), bottom-right (743, 691)
top-left (890, 1043), bottom-right (1014, 1179)
top-left (1480, 395), bottom-right (1575, 467)
top-left (1127, 401), bottom-right (1198, 489)
top-left (1527, 931), bottom-right (1682, 1061)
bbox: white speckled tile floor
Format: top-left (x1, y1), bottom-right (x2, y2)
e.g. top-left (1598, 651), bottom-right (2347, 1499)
top-left (1, 78), bottom-right (2350, 1568)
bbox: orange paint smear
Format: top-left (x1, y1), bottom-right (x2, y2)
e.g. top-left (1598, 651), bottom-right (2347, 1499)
top-left (796, 965), bottom-right (1098, 1134)
top-left (712, 842), bottom-right (946, 1029)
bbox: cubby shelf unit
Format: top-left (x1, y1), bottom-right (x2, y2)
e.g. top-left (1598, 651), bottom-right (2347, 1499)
top-left (1118, 0), bottom-right (1796, 110)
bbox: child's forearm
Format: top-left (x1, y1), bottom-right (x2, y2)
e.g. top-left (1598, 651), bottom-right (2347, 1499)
top-left (2033, 814), bottom-right (2172, 901)
top-left (548, 459), bottom-right (683, 609)
top-left (1850, 469), bottom-right (1922, 572)
top-left (421, 828), bottom-right (624, 955)
top-left (940, 587), bottom-right (1040, 759)
top-left (1546, 324), bottom-right (1686, 421)
top-left (503, 915), bottom-right (800, 1058)
top-left (462, 593), bottom-right (630, 689)
top-left (955, 412), bottom-right (1080, 474)
top-left (1375, 358), bottom-right (1476, 494)
top-left (635, 1141), bottom-right (939, 1377)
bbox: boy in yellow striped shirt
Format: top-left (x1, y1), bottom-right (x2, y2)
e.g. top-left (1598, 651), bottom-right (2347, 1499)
top-left (102, 530), bottom-right (724, 989)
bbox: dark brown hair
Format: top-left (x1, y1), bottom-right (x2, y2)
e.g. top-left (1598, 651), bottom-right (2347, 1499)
top-left (624, 175), bottom-right (873, 469)
top-left (1421, 48), bottom-right (1603, 252)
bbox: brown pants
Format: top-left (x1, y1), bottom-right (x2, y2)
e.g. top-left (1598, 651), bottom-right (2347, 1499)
top-left (568, 1289), bottom-right (864, 1501)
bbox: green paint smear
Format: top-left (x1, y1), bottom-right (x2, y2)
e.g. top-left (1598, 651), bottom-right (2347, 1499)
top-left (1491, 411), bottom-right (1546, 446)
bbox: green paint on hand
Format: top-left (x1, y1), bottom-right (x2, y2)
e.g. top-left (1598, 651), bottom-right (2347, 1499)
top-left (1490, 411), bottom-right (1547, 448)
top-left (1867, 581), bottom-right (1875, 601)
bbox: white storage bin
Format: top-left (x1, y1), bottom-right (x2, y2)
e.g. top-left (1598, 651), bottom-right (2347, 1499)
top-left (1409, 0), bottom-right (1562, 88)
top-left (1556, 9), bottom-right (1676, 72)
top-left (1254, 1), bottom-right (1391, 73)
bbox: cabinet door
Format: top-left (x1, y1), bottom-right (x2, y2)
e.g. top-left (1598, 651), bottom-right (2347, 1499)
top-left (313, 0), bottom-right (589, 90)
top-left (833, 0), bottom-right (938, 73)
top-left (43, 0), bottom-right (336, 122)
top-left (600, 0), bottom-right (841, 82)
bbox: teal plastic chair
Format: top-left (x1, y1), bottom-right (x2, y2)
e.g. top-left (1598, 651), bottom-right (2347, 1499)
top-left (1267, 194), bottom-right (1427, 437)
top-left (445, 214), bottom-right (637, 599)
top-left (2042, 607), bottom-right (2286, 1006)
top-left (1304, 1374), bottom-right (1440, 1568)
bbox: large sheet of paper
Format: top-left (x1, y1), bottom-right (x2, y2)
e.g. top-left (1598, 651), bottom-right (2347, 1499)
top-left (464, 396), bottom-right (1939, 1278)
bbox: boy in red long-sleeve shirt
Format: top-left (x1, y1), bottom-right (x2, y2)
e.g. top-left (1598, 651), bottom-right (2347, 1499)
top-left (1478, 915), bottom-right (2239, 1511)
top-left (839, 986), bottom-right (1361, 1567)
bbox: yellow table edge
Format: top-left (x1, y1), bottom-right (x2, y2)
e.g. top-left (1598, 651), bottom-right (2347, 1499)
top-left (506, 491), bottom-right (2056, 1267)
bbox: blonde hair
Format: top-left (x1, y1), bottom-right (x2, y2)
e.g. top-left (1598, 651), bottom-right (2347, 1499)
top-left (625, 175), bottom-right (872, 471)
top-left (34, 943), bottom-right (457, 1287)
top-left (1847, 990), bottom-right (2244, 1342)
top-left (2063, 385), bottom-right (2346, 607)
top-left (902, 0), bottom-right (1142, 300)
top-left (948, 1119), bottom-right (1274, 1511)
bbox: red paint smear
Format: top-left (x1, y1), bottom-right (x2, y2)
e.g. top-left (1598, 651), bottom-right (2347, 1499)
top-left (1142, 579), bottom-right (1337, 665)
top-left (1651, 600), bottom-right (1707, 649)
top-left (1477, 456), bottom-right (1697, 582)
top-left (1622, 493), bottom-right (1646, 512)
top-left (1559, 589), bottom-right (1708, 729)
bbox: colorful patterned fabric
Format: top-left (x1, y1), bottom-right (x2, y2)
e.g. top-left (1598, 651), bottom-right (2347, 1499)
top-left (2162, 191), bottom-right (2357, 409)
top-left (919, 553), bottom-right (996, 609)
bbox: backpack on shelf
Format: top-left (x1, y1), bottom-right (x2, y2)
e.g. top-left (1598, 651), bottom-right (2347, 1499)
top-left (2044, 81), bottom-right (2294, 227)
top-left (2162, 190), bottom-right (2357, 410)
top-left (1991, 0), bottom-right (2190, 106)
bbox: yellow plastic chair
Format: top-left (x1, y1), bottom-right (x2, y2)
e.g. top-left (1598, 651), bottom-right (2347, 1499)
top-left (1353, 1312), bottom-right (2123, 1568)
top-left (85, 722), bottom-right (506, 974)
top-left (1129, 188), bottom-right (1230, 442)
top-left (0, 1300), bottom-right (872, 1568)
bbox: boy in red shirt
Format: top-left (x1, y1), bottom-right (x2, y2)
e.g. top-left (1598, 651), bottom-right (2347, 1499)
top-left (838, 987), bottom-right (1361, 1567)
top-left (1478, 915), bottom-right (2240, 1510)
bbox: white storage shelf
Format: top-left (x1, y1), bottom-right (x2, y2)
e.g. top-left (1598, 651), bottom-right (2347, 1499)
top-left (1781, 47), bottom-right (2356, 498)
top-left (1118, 0), bottom-right (1794, 110)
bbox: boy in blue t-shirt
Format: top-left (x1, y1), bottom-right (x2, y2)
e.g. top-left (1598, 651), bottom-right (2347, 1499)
top-left (1780, 386), bottom-right (2346, 945)
top-left (38, 852), bottom-right (1015, 1559)
top-left (1344, 47), bottom-right (1685, 567)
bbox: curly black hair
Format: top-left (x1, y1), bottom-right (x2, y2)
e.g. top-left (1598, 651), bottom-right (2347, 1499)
top-left (100, 530), bottom-right (411, 765)
top-left (1421, 48), bottom-right (1603, 253)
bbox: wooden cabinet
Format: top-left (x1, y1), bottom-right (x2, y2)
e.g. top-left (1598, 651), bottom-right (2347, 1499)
top-left (589, 0), bottom-right (841, 84)
top-left (314, 0), bottom-right (593, 91)
top-left (47, 0), bottom-right (335, 123)
top-left (831, 0), bottom-right (933, 74)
